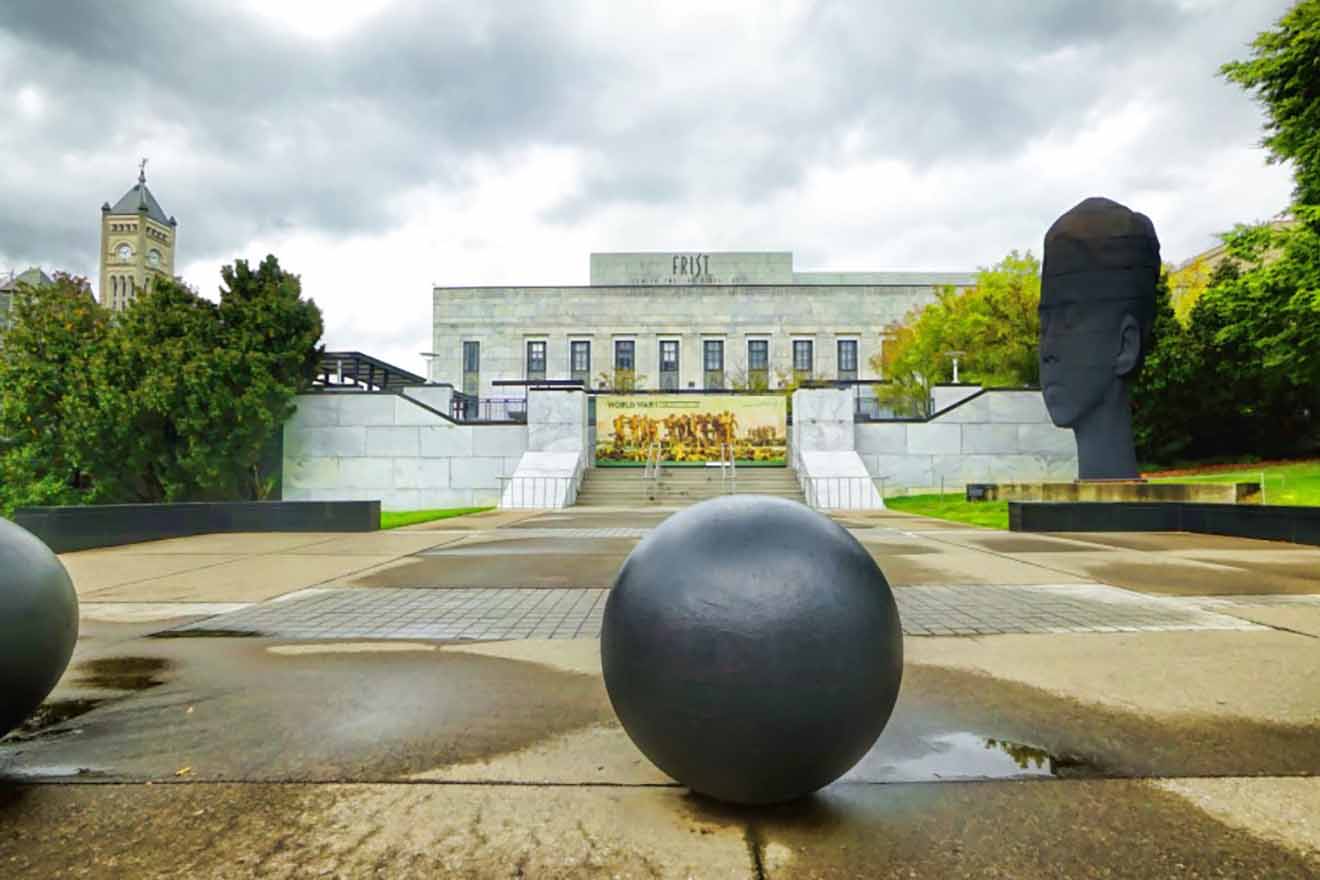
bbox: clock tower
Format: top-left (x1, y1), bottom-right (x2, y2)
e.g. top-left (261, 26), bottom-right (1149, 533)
top-left (99, 159), bottom-right (178, 312)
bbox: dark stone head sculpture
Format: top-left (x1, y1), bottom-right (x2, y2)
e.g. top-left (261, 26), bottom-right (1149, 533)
top-left (1040, 197), bottom-right (1160, 481)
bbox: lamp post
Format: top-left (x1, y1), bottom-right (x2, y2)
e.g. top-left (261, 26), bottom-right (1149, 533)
top-left (419, 351), bottom-right (439, 384)
top-left (943, 350), bottom-right (966, 384)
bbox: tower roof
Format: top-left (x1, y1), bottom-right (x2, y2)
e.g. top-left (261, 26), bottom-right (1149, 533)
top-left (105, 165), bottom-right (175, 226)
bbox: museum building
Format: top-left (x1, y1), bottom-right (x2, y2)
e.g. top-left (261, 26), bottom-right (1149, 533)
top-left (430, 252), bottom-right (975, 397)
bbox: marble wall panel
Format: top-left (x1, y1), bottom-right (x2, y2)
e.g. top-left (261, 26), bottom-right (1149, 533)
top-left (365, 426), bottom-right (420, 458)
top-left (340, 394), bottom-right (397, 426)
top-left (906, 423), bottom-right (961, 456)
top-left (288, 395), bottom-right (339, 427)
top-left (960, 424), bottom-right (1020, 455)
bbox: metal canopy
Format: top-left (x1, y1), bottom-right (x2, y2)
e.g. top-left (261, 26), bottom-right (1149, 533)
top-left (314, 351), bottom-right (428, 391)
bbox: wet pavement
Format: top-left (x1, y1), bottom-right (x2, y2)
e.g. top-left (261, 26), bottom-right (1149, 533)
top-left (1, 504), bottom-right (1319, 876)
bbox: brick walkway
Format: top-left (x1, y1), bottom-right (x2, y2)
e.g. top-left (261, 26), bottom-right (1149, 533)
top-left (157, 584), bottom-right (1263, 641)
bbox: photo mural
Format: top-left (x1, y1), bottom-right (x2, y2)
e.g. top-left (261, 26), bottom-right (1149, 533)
top-left (595, 394), bottom-right (788, 465)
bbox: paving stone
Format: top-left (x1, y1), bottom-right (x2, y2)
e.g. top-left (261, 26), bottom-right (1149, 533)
top-left (158, 583), bottom-right (1267, 641)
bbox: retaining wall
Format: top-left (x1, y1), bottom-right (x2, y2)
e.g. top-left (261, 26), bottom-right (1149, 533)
top-left (282, 390), bottom-right (527, 510)
top-left (856, 389), bottom-right (1077, 490)
top-left (13, 501), bottom-right (379, 553)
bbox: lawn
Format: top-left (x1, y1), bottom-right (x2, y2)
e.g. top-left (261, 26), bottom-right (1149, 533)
top-left (380, 507), bottom-right (493, 530)
top-left (884, 494), bottom-right (1009, 529)
top-left (1146, 459), bottom-right (1320, 506)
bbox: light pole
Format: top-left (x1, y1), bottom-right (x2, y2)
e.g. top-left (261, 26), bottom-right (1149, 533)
top-left (943, 350), bottom-right (966, 384)
top-left (419, 351), bottom-right (439, 384)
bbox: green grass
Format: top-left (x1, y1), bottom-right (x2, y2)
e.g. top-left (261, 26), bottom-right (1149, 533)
top-left (884, 494), bottom-right (1009, 529)
top-left (1148, 460), bottom-right (1320, 506)
top-left (380, 507), bottom-right (493, 530)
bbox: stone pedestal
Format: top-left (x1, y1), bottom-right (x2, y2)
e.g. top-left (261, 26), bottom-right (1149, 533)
top-left (967, 481), bottom-right (1262, 505)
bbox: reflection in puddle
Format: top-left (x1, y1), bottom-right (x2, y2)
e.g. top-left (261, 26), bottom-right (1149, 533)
top-left (2, 657), bottom-right (175, 745)
top-left (1, 764), bottom-right (103, 780)
top-left (73, 657), bottom-right (172, 692)
top-left (151, 628), bottom-right (263, 639)
top-left (2, 699), bottom-right (106, 743)
top-left (846, 731), bottom-right (1078, 783)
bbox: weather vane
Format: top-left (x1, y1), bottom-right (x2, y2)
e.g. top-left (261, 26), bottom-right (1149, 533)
top-left (138, 157), bottom-right (148, 183)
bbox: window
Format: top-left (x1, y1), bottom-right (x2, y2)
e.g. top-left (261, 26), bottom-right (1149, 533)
top-left (570, 340), bottom-right (591, 385)
top-left (462, 341), bottom-right (480, 396)
top-left (747, 339), bottom-right (769, 390)
top-left (614, 339), bottom-right (636, 389)
top-left (793, 340), bottom-right (813, 381)
top-left (838, 339), bottom-right (858, 381)
top-left (659, 340), bottom-right (679, 390)
top-left (526, 340), bottom-right (546, 381)
top-left (703, 340), bottom-right (724, 390)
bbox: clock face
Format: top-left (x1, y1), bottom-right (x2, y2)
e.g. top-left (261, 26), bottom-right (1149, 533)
top-left (147, 249), bottom-right (161, 268)
top-left (116, 243), bottom-right (132, 262)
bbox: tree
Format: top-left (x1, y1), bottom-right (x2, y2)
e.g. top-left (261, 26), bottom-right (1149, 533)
top-left (871, 250), bottom-right (1042, 414)
top-left (1132, 221), bottom-right (1320, 464)
top-left (1221, 1), bottom-right (1320, 212)
top-left (0, 256), bottom-right (323, 514)
top-left (0, 275), bottom-right (108, 511)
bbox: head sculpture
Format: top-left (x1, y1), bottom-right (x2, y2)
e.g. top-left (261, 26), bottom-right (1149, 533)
top-left (1040, 197), bottom-right (1160, 481)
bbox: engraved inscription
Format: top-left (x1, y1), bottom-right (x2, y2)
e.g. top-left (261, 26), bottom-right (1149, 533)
top-left (671, 253), bottom-right (710, 281)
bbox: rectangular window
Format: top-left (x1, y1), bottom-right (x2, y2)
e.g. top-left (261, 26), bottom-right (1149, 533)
top-left (462, 341), bottom-right (480, 396)
top-left (570, 340), bottom-right (591, 386)
top-left (793, 339), bottom-right (813, 381)
top-left (659, 340), bottom-right (679, 390)
top-left (614, 339), bottom-right (635, 389)
top-left (703, 340), bottom-right (724, 390)
top-left (837, 339), bottom-right (858, 381)
top-left (526, 340), bottom-right (546, 381)
top-left (747, 339), bottom-right (769, 389)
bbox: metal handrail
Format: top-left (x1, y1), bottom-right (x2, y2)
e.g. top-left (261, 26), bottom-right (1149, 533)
top-left (497, 475), bottom-right (572, 509)
top-left (801, 476), bottom-right (887, 511)
top-left (718, 442), bottom-right (737, 494)
top-left (642, 441), bottom-right (662, 498)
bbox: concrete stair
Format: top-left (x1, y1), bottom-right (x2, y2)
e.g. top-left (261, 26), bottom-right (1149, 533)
top-left (575, 466), bottom-right (805, 507)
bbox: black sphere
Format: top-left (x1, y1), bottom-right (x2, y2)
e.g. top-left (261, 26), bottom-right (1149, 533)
top-left (601, 495), bottom-right (903, 805)
top-left (0, 518), bottom-right (79, 737)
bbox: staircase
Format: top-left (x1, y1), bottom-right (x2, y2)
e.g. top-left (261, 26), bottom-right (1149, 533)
top-left (574, 466), bottom-right (806, 508)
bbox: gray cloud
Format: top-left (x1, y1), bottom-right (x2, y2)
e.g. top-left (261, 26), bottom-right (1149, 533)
top-left (0, 0), bottom-right (1296, 297)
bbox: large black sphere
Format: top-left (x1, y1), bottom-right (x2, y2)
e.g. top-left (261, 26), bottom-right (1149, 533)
top-left (0, 518), bottom-right (79, 737)
top-left (601, 495), bottom-right (902, 805)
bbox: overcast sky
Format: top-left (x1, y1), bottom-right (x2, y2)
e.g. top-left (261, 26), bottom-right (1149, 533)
top-left (0, 0), bottom-right (1297, 374)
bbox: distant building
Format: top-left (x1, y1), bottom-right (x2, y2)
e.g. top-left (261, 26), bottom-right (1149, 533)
top-left (431, 251), bottom-right (975, 397)
top-left (0, 267), bottom-right (54, 336)
top-left (1170, 214), bottom-right (1295, 319)
top-left (99, 161), bottom-right (177, 312)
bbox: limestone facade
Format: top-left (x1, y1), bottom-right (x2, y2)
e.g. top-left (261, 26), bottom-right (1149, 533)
top-left (432, 252), bottom-right (974, 397)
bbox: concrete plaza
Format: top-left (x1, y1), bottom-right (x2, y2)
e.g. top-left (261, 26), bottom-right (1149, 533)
top-left (3, 505), bottom-right (1320, 877)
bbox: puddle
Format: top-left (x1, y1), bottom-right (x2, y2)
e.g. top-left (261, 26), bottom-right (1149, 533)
top-left (1, 764), bottom-right (104, 780)
top-left (72, 657), bottom-right (172, 692)
top-left (846, 732), bottom-right (1073, 783)
top-left (150, 628), bottom-right (263, 639)
top-left (2, 658), bottom-right (175, 744)
top-left (1, 699), bottom-right (107, 743)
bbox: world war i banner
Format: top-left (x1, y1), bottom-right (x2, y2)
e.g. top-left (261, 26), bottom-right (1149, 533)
top-left (595, 394), bottom-right (787, 466)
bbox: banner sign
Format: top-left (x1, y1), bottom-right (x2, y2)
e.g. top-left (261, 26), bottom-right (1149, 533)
top-left (595, 394), bottom-right (787, 465)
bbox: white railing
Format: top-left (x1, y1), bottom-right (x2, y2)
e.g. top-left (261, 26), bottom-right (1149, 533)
top-left (498, 448), bottom-right (592, 510)
top-left (719, 442), bottom-right (737, 494)
top-left (642, 441), bottom-right (662, 498)
top-left (497, 475), bottom-right (574, 509)
top-left (802, 476), bottom-right (887, 510)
